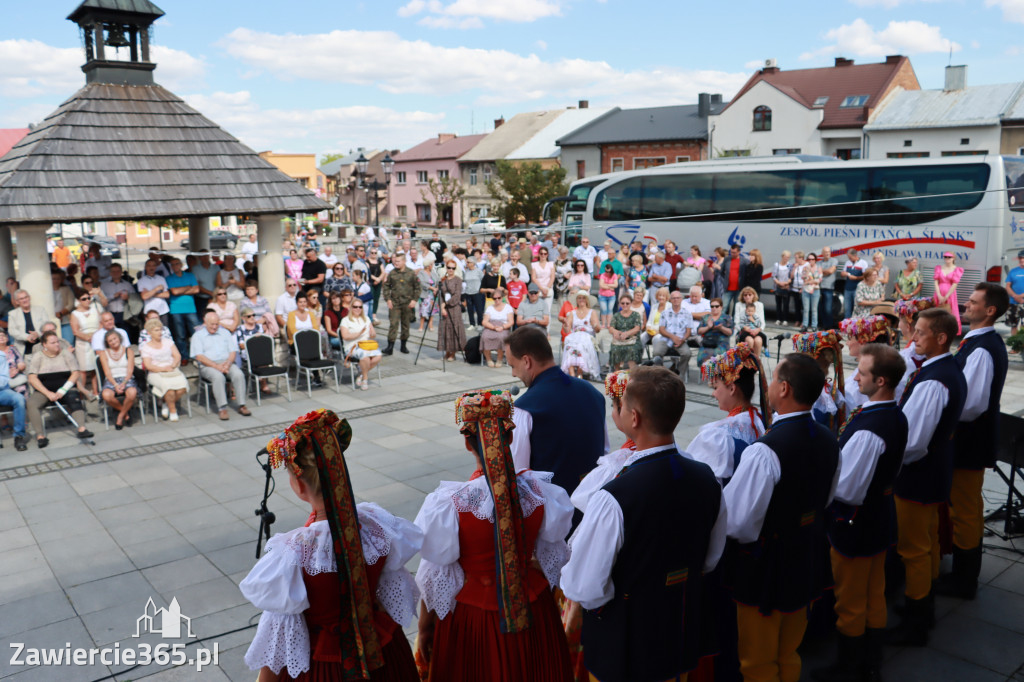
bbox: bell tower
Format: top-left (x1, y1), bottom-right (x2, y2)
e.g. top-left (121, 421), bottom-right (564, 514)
top-left (67, 0), bottom-right (165, 85)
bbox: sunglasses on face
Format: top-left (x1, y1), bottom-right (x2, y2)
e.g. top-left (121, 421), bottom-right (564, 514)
top-left (351, 305), bottom-right (363, 310)
top-left (244, 314), bottom-right (255, 319)
top-left (711, 304), bottom-right (722, 308)
top-left (446, 266), bottom-right (455, 270)
top-left (216, 292), bottom-right (227, 296)
top-left (80, 296), bottom-right (90, 302)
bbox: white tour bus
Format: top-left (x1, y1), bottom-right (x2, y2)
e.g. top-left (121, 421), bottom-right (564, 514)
top-left (549, 154), bottom-right (1024, 314)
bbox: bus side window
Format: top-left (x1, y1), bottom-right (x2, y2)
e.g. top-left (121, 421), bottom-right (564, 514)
top-left (594, 177), bottom-right (643, 221)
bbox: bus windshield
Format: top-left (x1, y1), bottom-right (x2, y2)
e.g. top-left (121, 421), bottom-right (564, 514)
top-left (567, 180), bottom-right (602, 213)
top-left (1006, 156), bottom-right (1024, 212)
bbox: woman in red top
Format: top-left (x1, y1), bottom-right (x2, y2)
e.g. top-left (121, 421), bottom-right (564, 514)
top-left (414, 390), bottom-right (574, 682)
top-left (241, 409), bottom-right (423, 681)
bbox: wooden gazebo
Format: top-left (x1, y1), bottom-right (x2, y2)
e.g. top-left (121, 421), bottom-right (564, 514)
top-left (0, 0), bottom-right (330, 315)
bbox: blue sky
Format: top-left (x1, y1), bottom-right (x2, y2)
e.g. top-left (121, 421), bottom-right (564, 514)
top-left (1, 0), bottom-right (1021, 158)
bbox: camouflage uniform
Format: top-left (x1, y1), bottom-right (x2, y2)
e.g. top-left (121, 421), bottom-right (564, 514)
top-left (383, 266), bottom-right (419, 343)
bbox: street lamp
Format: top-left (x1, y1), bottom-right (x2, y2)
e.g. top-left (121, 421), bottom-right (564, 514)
top-left (356, 152), bottom-right (394, 227)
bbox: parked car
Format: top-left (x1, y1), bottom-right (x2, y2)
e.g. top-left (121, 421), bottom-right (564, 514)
top-left (469, 217), bottom-right (506, 233)
top-left (180, 230), bottom-right (237, 251)
top-left (88, 235), bottom-right (122, 259)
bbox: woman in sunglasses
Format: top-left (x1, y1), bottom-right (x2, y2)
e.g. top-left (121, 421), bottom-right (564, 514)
top-left (438, 259), bottom-right (467, 362)
top-left (70, 287), bottom-right (102, 400)
top-left (340, 299), bottom-right (382, 389)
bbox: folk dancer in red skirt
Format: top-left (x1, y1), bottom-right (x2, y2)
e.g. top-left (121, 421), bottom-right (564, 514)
top-left (414, 389), bottom-right (574, 682)
top-left (240, 409), bottom-right (423, 681)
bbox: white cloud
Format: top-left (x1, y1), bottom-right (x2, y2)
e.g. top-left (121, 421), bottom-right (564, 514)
top-left (398, 0), bottom-right (564, 26)
top-left (986, 0), bottom-right (1024, 23)
top-left (800, 18), bottom-right (961, 60)
top-left (181, 90), bottom-right (447, 153)
top-left (0, 39), bottom-right (206, 98)
top-left (219, 28), bottom-right (749, 106)
top-left (535, 39), bottom-right (548, 51)
top-left (971, 40), bottom-right (981, 48)
top-left (745, 59), bottom-right (765, 69)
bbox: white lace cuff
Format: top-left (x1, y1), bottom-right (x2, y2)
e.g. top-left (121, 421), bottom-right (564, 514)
top-left (377, 566), bottom-right (420, 627)
top-left (415, 558), bottom-right (464, 620)
top-left (244, 611), bottom-right (309, 677)
top-left (535, 537), bottom-right (570, 589)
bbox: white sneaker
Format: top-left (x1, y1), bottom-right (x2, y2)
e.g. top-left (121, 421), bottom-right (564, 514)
top-left (161, 405), bottom-right (169, 419)
top-left (169, 413), bottom-right (179, 422)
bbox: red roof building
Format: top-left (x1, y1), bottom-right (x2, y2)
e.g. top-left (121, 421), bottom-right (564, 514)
top-left (0, 129), bottom-right (30, 159)
top-left (709, 56), bottom-right (919, 160)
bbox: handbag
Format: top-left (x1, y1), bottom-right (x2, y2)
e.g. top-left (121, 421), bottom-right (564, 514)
top-left (357, 340), bottom-right (379, 351)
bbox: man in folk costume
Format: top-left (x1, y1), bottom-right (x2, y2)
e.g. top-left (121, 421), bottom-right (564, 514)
top-left (812, 344), bottom-right (908, 682)
top-left (414, 390), bottom-right (574, 682)
top-left (723, 353), bottom-right (840, 682)
top-left (791, 330), bottom-right (845, 436)
top-left (562, 366), bottom-right (727, 682)
top-left (688, 344), bottom-right (771, 485)
top-left (506, 325), bottom-right (607, 527)
top-left (887, 308), bottom-right (966, 646)
top-left (934, 283), bottom-right (1009, 601)
top-left (240, 409), bottom-right (423, 681)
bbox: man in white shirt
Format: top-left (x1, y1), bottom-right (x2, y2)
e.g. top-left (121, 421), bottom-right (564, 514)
top-left (406, 248), bottom-right (424, 272)
top-left (319, 245), bottom-right (339, 267)
top-left (100, 263), bottom-right (135, 326)
top-left (137, 259), bottom-right (170, 324)
top-left (90, 311), bottom-right (130, 352)
top-left (680, 285), bottom-right (711, 336)
top-left (499, 250), bottom-right (530, 283)
top-left (561, 366), bottom-right (726, 681)
top-left (137, 247), bottom-right (170, 279)
top-left (572, 237), bottom-right (599, 274)
top-left (274, 279), bottom-right (300, 329)
top-left (240, 233), bottom-right (259, 263)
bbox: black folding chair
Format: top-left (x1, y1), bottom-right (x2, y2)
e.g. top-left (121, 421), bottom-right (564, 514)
top-left (245, 334), bottom-right (291, 406)
top-left (293, 329), bottom-right (339, 397)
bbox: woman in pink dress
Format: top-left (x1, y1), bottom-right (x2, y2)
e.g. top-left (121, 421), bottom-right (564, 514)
top-left (933, 252), bottom-right (964, 334)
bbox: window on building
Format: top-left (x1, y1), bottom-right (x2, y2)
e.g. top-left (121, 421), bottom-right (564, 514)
top-left (469, 167), bottom-right (477, 185)
top-left (961, 138), bottom-right (970, 145)
top-left (773, 148), bottom-right (801, 155)
top-left (397, 205), bottom-right (408, 218)
top-left (297, 177), bottom-right (310, 187)
top-left (437, 169), bottom-right (449, 180)
top-left (610, 158), bottom-right (624, 172)
top-left (941, 150), bottom-right (987, 156)
top-left (395, 171), bottom-right (407, 185)
top-left (416, 171), bottom-right (428, 184)
top-left (483, 166), bottom-right (492, 184)
top-left (904, 140), bottom-right (912, 147)
top-left (840, 95), bottom-right (869, 108)
top-left (675, 156), bottom-right (691, 163)
top-left (633, 157), bottom-right (666, 170)
top-left (887, 152), bottom-right (930, 158)
top-left (753, 105), bottom-right (771, 131)
top-left (416, 203), bottom-right (431, 222)
top-left (835, 149), bottom-right (861, 160)
top-left (576, 160), bottom-right (586, 179)
top-left (720, 149), bottom-right (751, 157)
top-left (813, 96), bottom-right (829, 107)
top-left (359, 206), bottom-right (368, 221)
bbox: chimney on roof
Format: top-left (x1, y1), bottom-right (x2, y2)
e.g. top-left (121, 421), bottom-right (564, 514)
top-left (437, 133), bottom-right (456, 144)
top-left (579, 100), bottom-right (589, 109)
top-left (945, 65), bottom-right (967, 91)
top-left (885, 55), bottom-right (902, 64)
top-left (494, 117), bottom-right (505, 129)
top-left (835, 57), bottom-right (854, 67)
top-left (698, 93), bottom-right (711, 118)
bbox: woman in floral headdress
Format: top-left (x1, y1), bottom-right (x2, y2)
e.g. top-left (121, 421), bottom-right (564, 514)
top-left (843, 311), bottom-right (924, 408)
top-left (240, 409), bottom-right (423, 682)
top-left (689, 345), bottom-right (770, 485)
top-left (414, 390), bottom-right (574, 682)
top-left (792, 329), bottom-right (846, 436)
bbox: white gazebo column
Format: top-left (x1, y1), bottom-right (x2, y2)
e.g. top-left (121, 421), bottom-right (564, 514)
top-left (14, 226), bottom-right (55, 320)
top-left (225, 215), bottom-right (238, 231)
top-left (0, 225), bottom-right (15, 283)
top-left (187, 216), bottom-right (211, 252)
top-left (257, 214), bottom-right (286, 305)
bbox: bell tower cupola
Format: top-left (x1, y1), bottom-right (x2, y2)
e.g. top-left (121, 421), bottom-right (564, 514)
top-left (67, 0), bottom-right (165, 85)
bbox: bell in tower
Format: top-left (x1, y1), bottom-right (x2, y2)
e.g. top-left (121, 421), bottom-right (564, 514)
top-left (67, 0), bottom-right (165, 85)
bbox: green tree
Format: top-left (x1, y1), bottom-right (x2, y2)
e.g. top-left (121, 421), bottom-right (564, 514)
top-left (486, 160), bottom-right (568, 224)
top-left (143, 218), bottom-right (188, 250)
top-left (320, 152), bottom-right (346, 165)
top-left (420, 175), bottom-right (467, 228)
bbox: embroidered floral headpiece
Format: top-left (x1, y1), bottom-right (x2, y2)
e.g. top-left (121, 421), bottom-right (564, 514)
top-left (894, 297), bottom-right (934, 320)
top-left (266, 408), bottom-right (352, 478)
top-left (701, 344), bottom-right (760, 385)
top-left (455, 389), bottom-right (514, 433)
top-left (604, 371), bottom-right (630, 400)
top-left (839, 314), bottom-right (892, 345)
top-left (791, 329), bottom-right (842, 357)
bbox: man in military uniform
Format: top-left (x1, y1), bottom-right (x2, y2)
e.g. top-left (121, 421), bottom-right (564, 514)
top-left (382, 252), bottom-right (418, 354)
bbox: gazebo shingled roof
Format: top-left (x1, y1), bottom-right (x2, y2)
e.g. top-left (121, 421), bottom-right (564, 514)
top-left (0, 83), bottom-right (331, 225)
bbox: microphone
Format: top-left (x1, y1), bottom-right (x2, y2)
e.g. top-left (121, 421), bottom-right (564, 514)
top-left (650, 356), bottom-right (664, 366)
top-left (509, 385), bottom-right (520, 396)
top-left (770, 333), bottom-right (787, 341)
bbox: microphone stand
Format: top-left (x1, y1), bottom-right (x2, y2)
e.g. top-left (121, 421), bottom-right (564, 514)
top-left (772, 333), bottom-right (787, 363)
top-left (254, 449), bottom-right (276, 559)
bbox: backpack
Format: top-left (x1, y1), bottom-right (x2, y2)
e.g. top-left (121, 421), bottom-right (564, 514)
top-left (463, 335), bottom-right (482, 365)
